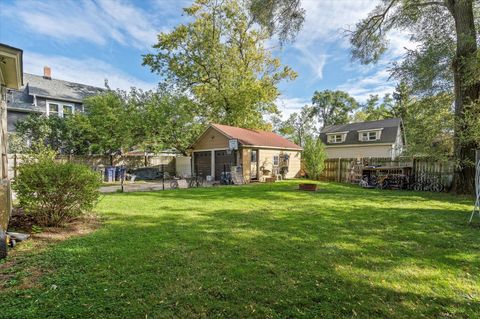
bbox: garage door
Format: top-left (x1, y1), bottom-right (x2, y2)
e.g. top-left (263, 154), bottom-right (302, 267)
top-left (193, 151), bottom-right (211, 177)
top-left (214, 150), bottom-right (235, 180)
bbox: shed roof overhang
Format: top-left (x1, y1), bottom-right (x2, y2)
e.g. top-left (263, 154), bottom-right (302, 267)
top-left (0, 43), bottom-right (23, 90)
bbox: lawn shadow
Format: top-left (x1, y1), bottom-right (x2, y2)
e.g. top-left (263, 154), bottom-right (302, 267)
top-left (1, 181), bottom-right (478, 318)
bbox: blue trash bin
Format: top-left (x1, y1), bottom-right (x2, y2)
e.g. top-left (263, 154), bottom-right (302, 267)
top-left (115, 166), bottom-right (126, 181)
top-left (105, 167), bottom-right (116, 183)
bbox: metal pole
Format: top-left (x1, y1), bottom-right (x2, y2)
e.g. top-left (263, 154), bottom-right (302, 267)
top-left (162, 164), bottom-right (165, 190)
top-left (469, 150), bottom-right (480, 223)
top-left (120, 165), bottom-right (124, 193)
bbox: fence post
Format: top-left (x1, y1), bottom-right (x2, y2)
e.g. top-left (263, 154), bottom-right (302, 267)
top-left (14, 153), bottom-right (17, 179)
top-left (413, 157), bottom-right (416, 178)
top-left (337, 158), bottom-right (341, 182)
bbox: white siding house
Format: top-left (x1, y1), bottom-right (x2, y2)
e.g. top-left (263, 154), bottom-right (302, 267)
top-left (319, 118), bottom-right (406, 159)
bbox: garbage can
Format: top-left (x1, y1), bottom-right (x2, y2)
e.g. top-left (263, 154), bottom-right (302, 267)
top-left (115, 166), bottom-right (126, 181)
top-left (105, 167), bottom-right (116, 183)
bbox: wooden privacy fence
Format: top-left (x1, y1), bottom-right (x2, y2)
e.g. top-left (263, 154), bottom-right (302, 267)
top-left (7, 153), bottom-right (177, 179)
top-left (321, 157), bottom-right (455, 190)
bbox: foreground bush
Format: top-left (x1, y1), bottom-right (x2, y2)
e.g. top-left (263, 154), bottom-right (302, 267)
top-left (13, 157), bottom-right (101, 227)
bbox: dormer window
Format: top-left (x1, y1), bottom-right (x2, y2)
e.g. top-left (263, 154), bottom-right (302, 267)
top-left (327, 132), bottom-right (348, 143)
top-left (358, 129), bottom-right (382, 141)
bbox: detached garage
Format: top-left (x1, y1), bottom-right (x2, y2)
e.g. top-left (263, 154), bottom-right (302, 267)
top-left (189, 124), bottom-right (302, 183)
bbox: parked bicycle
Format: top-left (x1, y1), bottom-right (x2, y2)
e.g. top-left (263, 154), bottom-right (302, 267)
top-left (187, 175), bottom-right (204, 188)
top-left (410, 173), bottom-right (444, 192)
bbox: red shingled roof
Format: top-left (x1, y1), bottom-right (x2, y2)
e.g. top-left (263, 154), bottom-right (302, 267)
top-left (211, 123), bottom-right (302, 150)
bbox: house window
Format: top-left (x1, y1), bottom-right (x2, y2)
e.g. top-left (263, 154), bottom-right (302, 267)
top-left (47, 101), bottom-right (75, 118)
top-left (273, 155), bottom-right (279, 166)
top-left (48, 103), bottom-right (60, 116)
top-left (327, 134), bottom-right (344, 143)
top-left (360, 131), bottom-right (379, 141)
top-left (63, 105), bottom-right (73, 118)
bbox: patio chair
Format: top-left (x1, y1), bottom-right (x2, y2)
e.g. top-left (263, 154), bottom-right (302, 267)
top-left (273, 166), bottom-right (282, 181)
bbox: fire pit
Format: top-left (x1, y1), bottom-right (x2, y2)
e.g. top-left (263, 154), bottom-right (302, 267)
top-left (299, 183), bottom-right (317, 191)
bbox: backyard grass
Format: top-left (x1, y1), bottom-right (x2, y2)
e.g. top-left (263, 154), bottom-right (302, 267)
top-left (1, 181), bottom-right (479, 318)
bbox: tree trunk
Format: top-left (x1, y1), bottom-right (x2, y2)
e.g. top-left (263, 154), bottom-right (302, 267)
top-left (447, 0), bottom-right (480, 194)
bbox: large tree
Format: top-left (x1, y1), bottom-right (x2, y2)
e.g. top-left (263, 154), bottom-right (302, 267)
top-left (247, 0), bottom-right (305, 44)
top-left (140, 89), bottom-right (204, 155)
top-left (311, 90), bottom-right (358, 128)
top-left (143, 0), bottom-right (297, 129)
top-left (278, 105), bottom-right (315, 146)
top-left (350, 0), bottom-right (480, 194)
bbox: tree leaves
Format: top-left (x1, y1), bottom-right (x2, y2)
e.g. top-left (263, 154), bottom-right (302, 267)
top-left (311, 90), bottom-right (358, 127)
top-left (143, 0), bottom-right (297, 130)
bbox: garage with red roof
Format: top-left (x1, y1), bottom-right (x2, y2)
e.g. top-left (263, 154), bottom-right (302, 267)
top-left (190, 124), bottom-right (302, 183)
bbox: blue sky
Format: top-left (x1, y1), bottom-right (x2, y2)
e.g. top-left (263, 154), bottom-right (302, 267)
top-left (0, 0), bottom-right (414, 118)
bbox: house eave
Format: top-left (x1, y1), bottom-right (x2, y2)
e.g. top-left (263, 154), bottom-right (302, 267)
top-left (241, 145), bottom-right (303, 151)
top-left (29, 93), bottom-right (83, 103)
top-left (0, 43), bottom-right (23, 89)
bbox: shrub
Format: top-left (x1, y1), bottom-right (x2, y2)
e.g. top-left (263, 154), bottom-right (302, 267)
top-left (13, 155), bottom-right (101, 227)
top-left (303, 136), bottom-right (327, 180)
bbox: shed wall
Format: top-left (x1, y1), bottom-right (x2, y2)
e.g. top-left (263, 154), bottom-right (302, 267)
top-left (192, 127), bottom-right (229, 150)
top-left (258, 149), bottom-right (301, 179)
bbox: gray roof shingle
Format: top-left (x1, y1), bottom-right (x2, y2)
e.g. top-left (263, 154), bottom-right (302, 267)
top-left (23, 73), bottom-right (104, 102)
top-left (319, 118), bottom-right (402, 145)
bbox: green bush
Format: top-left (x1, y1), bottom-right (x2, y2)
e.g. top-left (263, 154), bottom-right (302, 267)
top-left (303, 136), bottom-right (327, 180)
top-left (13, 156), bottom-right (101, 227)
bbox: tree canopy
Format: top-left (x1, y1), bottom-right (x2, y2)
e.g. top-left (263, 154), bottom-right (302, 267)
top-left (143, 0), bottom-right (297, 130)
top-left (311, 90), bottom-right (358, 127)
top-left (247, 0), bottom-right (305, 44)
top-left (278, 105), bottom-right (315, 146)
top-left (349, 0), bottom-right (479, 194)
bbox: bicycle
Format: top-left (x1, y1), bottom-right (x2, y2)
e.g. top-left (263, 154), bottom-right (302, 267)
top-left (188, 175), bottom-right (204, 188)
top-left (411, 173), bottom-right (444, 192)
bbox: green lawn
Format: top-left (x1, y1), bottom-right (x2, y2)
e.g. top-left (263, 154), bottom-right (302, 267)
top-left (1, 181), bottom-right (479, 318)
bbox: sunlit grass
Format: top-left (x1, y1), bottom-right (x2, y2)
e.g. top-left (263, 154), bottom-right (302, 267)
top-left (1, 181), bottom-right (479, 318)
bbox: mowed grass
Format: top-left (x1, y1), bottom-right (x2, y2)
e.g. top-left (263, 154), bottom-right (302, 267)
top-left (1, 181), bottom-right (479, 318)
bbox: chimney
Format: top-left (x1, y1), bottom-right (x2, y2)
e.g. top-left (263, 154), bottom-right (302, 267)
top-left (43, 66), bottom-right (51, 79)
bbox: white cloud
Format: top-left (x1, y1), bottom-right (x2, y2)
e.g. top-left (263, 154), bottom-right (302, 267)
top-left (1, 0), bottom-right (168, 49)
top-left (298, 0), bottom-right (378, 46)
top-left (276, 96), bottom-right (311, 119)
top-left (295, 44), bottom-right (328, 80)
top-left (336, 69), bottom-right (396, 102)
top-left (284, 0), bottom-right (378, 81)
top-left (24, 52), bottom-right (156, 91)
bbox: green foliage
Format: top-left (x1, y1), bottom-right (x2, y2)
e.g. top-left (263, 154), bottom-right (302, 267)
top-left (141, 89), bottom-right (204, 155)
top-left (302, 136), bottom-right (326, 180)
top-left (311, 90), bottom-right (358, 127)
top-left (12, 114), bottom-right (67, 153)
top-left (143, 0), bottom-right (297, 129)
top-left (13, 88), bottom-right (206, 156)
top-left (13, 151), bottom-right (101, 227)
top-left (349, 0), bottom-right (479, 193)
top-left (81, 91), bottom-right (135, 155)
top-left (404, 93), bottom-right (454, 159)
top-left (247, 0), bottom-right (305, 44)
top-left (278, 105), bottom-right (315, 146)
top-left (353, 94), bottom-right (393, 122)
